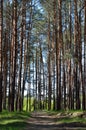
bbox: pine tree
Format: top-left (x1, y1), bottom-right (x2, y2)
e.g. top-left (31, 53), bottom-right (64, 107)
top-left (0, 0), bottom-right (3, 112)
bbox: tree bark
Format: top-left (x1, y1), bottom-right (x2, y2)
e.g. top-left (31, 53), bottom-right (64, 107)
top-left (0, 0), bottom-right (3, 112)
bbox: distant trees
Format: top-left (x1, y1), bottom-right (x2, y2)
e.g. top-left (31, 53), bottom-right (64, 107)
top-left (0, 0), bottom-right (86, 112)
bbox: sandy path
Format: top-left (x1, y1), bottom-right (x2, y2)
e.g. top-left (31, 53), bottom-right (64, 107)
top-left (24, 112), bottom-right (86, 130)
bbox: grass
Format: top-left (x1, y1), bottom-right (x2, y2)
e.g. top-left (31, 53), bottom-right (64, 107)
top-left (0, 110), bottom-right (30, 130)
top-left (23, 97), bottom-right (34, 111)
top-left (46, 110), bottom-right (86, 124)
top-left (0, 109), bottom-right (86, 130)
top-left (0, 97), bottom-right (34, 130)
top-left (0, 97), bottom-right (86, 130)
top-left (59, 116), bottom-right (86, 123)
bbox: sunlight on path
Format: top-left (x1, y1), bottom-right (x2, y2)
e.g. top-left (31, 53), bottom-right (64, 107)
top-left (24, 112), bottom-right (86, 130)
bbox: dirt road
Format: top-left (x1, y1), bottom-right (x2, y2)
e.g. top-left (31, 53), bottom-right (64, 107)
top-left (24, 111), bottom-right (86, 130)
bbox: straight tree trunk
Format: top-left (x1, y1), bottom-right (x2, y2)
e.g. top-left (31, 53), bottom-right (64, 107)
top-left (0, 0), bottom-right (3, 112)
top-left (83, 0), bottom-right (86, 110)
top-left (48, 13), bottom-right (51, 110)
top-left (68, 0), bottom-right (72, 110)
top-left (3, 32), bottom-right (7, 110)
top-left (53, 0), bottom-right (58, 110)
top-left (11, 0), bottom-right (17, 111)
top-left (74, 0), bottom-right (79, 110)
top-left (57, 0), bottom-right (62, 110)
top-left (35, 48), bottom-right (38, 109)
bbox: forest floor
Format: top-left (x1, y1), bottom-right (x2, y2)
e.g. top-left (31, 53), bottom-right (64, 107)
top-left (24, 111), bottom-right (86, 130)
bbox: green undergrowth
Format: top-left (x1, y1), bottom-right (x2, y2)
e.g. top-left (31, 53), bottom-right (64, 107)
top-left (23, 97), bottom-right (34, 111)
top-left (58, 116), bottom-right (86, 123)
top-left (0, 110), bottom-right (30, 130)
top-left (46, 110), bottom-right (86, 124)
top-left (46, 109), bottom-right (85, 114)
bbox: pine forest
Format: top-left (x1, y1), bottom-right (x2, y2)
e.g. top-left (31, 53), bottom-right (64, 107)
top-left (0, 0), bottom-right (86, 113)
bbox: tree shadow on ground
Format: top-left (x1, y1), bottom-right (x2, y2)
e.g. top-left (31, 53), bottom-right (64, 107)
top-left (25, 115), bottom-right (86, 130)
top-left (27, 122), bottom-right (86, 130)
top-left (0, 121), bottom-right (28, 130)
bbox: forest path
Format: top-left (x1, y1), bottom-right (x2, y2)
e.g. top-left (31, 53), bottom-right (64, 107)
top-left (24, 111), bottom-right (86, 130)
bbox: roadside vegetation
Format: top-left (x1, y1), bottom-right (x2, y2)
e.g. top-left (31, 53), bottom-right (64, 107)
top-left (0, 110), bottom-right (86, 130)
top-left (0, 111), bottom-right (30, 130)
top-left (47, 110), bottom-right (86, 124)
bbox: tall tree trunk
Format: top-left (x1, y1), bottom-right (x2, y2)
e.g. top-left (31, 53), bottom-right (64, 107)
top-left (11, 0), bottom-right (17, 111)
top-left (83, 0), bottom-right (86, 110)
top-left (53, 0), bottom-right (58, 110)
top-left (74, 0), bottom-right (79, 110)
top-left (0, 0), bottom-right (3, 112)
top-left (3, 32), bottom-right (7, 110)
top-left (35, 48), bottom-right (38, 110)
top-left (57, 0), bottom-right (62, 110)
top-left (38, 58), bottom-right (41, 110)
top-left (48, 13), bottom-right (51, 110)
top-left (68, 0), bottom-right (72, 110)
